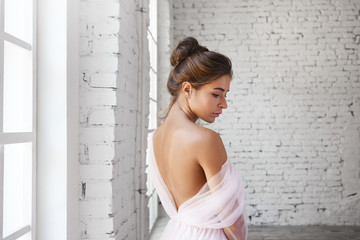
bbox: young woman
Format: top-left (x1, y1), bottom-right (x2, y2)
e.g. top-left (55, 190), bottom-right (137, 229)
top-left (147, 37), bottom-right (247, 240)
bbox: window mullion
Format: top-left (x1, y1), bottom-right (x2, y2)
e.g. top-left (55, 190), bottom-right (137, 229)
top-left (0, 132), bottom-right (34, 144)
top-left (1, 32), bottom-right (32, 51)
top-left (3, 225), bottom-right (31, 240)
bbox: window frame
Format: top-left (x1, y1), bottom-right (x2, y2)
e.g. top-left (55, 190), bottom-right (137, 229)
top-left (0, 0), bottom-right (37, 239)
top-left (147, 0), bottom-right (158, 233)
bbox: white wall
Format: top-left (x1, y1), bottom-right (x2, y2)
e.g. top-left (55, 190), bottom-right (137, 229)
top-left (79, 0), bottom-right (150, 238)
top-left (157, 0), bottom-right (173, 120)
top-left (37, 0), bottom-right (79, 239)
top-left (170, 0), bottom-right (360, 225)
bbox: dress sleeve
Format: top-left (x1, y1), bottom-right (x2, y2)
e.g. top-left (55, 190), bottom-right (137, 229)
top-left (176, 160), bottom-right (247, 240)
top-left (206, 161), bottom-right (248, 240)
top-left (223, 206), bottom-right (248, 240)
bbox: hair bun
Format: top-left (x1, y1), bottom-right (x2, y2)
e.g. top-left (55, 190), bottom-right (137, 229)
top-left (170, 37), bottom-right (208, 67)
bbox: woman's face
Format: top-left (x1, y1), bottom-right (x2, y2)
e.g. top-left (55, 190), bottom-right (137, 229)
top-left (189, 75), bottom-right (231, 123)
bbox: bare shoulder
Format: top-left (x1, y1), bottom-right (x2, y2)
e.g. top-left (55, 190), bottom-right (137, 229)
top-left (190, 126), bottom-right (223, 147)
top-left (176, 125), bottom-right (221, 147)
top-left (188, 126), bottom-right (228, 180)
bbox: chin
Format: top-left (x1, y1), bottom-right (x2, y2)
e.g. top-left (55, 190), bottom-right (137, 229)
top-left (202, 117), bottom-right (216, 123)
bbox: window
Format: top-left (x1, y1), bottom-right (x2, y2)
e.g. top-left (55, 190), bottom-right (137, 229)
top-left (146, 0), bottom-right (158, 232)
top-left (0, 0), bottom-right (36, 239)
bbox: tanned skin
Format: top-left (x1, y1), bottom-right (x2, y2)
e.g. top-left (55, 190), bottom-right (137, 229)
top-left (153, 75), bottom-right (243, 240)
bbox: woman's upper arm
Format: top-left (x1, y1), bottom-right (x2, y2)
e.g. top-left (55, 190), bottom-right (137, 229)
top-left (196, 130), bottom-right (227, 181)
top-left (195, 130), bottom-right (248, 240)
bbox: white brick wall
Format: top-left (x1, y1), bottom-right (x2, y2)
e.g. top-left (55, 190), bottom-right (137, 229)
top-left (170, 0), bottom-right (360, 225)
top-left (80, 0), bottom-right (150, 239)
top-left (157, 0), bottom-right (174, 119)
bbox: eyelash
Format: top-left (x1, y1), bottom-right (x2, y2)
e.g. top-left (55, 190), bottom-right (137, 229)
top-left (212, 93), bottom-right (227, 98)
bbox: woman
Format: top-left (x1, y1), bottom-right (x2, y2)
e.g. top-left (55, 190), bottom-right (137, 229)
top-left (147, 37), bottom-right (247, 240)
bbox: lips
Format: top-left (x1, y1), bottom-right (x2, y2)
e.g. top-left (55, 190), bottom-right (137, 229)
top-left (213, 112), bottom-right (221, 117)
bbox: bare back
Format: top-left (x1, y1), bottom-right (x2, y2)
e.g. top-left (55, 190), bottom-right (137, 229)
top-left (152, 123), bottom-right (227, 210)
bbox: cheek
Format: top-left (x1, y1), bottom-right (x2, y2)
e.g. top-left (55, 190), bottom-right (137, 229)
top-left (190, 94), bottom-right (206, 112)
top-left (198, 95), bottom-right (216, 111)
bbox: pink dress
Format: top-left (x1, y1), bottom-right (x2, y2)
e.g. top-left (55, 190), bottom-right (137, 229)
top-left (147, 131), bottom-right (248, 240)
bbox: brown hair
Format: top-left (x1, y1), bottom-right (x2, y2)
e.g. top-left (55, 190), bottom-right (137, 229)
top-left (161, 37), bottom-right (233, 119)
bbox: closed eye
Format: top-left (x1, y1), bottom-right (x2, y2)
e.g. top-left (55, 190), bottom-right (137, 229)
top-left (212, 93), bottom-right (220, 98)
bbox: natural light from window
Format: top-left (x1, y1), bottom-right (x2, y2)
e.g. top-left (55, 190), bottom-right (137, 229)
top-left (146, 0), bottom-right (158, 233)
top-left (1, 0), bottom-right (35, 239)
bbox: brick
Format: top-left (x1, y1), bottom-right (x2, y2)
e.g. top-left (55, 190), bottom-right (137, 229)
top-left (80, 218), bottom-right (114, 238)
top-left (80, 164), bottom-right (113, 181)
top-left (89, 72), bottom-right (117, 88)
top-left (83, 180), bottom-right (113, 198)
top-left (88, 143), bottom-right (115, 163)
top-left (80, 198), bottom-right (113, 218)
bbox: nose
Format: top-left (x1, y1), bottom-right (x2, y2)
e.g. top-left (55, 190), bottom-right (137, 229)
top-left (219, 97), bottom-right (227, 109)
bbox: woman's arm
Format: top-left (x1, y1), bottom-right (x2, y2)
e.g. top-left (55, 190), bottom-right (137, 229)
top-left (196, 129), bottom-right (228, 179)
top-left (196, 129), bottom-right (247, 240)
top-left (223, 212), bottom-right (247, 240)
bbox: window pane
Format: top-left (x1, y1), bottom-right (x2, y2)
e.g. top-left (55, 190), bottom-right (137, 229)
top-left (18, 231), bottom-right (31, 240)
top-left (3, 143), bottom-right (32, 237)
top-left (149, 70), bottom-right (157, 100)
top-left (149, 100), bottom-right (157, 130)
top-left (148, 38), bottom-right (157, 73)
top-left (3, 41), bottom-right (33, 132)
top-left (149, 0), bottom-right (157, 38)
top-left (4, 0), bottom-right (33, 43)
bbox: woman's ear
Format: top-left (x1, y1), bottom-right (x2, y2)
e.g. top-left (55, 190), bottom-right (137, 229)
top-left (181, 81), bottom-right (192, 97)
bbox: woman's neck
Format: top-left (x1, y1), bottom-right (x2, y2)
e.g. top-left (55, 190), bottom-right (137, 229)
top-left (166, 97), bottom-right (198, 124)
